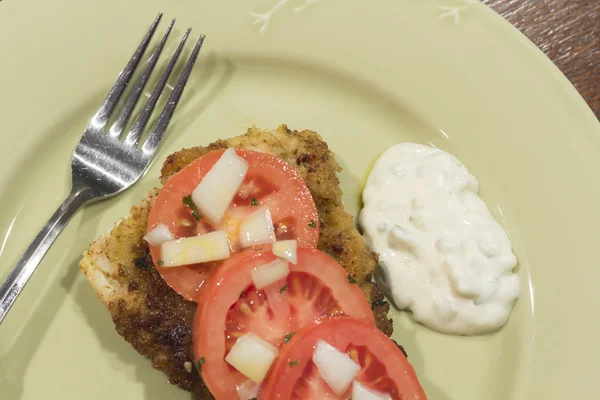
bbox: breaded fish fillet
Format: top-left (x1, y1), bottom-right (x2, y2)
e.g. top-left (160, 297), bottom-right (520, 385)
top-left (80, 125), bottom-right (392, 398)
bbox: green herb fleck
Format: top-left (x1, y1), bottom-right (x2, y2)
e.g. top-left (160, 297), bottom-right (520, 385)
top-left (289, 360), bottom-right (300, 367)
top-left (283, 331), bottom-right (296, 343)
top-left (308, 220), bottom-right (317, 228)
top-left (279, 284), bottom-right (288, 293)
top-left (134, 257), bottom-right (148, 269)
top-left (157, 259), bottom-right (164, 266)
top-left (372, 297), bottom-right (387, 308)
top-left (347, 274), bottom-right (356, 284)
top-left (182, 195), bottom-right (202, 221)
top-left (251, 197), bottom-right (259, 206)
top-left (197, 357), bottom-right (205, 372)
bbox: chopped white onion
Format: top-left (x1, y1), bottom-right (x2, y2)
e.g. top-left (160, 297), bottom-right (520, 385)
top-left (251, 259), bottom-right (290, 290)
top-left (191, 148), bottom-right (248, 224)
top-left (160, 231), bottom-right (230, 267)
top-left (352, 381), bottom-right (392, 400)
top-left (313, 340), bottom-right (361, 395)
top-left (239, 207), bottom-right (276, 248)
top-left (236, 379), bottom-right (260, 400)
top-left (225, 333), bottom-right (278, 384)
top-left (143, 223), bottom-right (174, 246)
top-left (272, 240), bottom-right (298, 264)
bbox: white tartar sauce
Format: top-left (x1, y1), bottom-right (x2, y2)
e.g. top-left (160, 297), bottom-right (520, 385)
top-left (360, 143), bottom-right (519, 335)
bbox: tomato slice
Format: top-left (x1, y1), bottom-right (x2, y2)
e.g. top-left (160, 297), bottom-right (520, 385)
top-left (147, 149), bottom-right (319, 301)
top-left (193, 248), bottom-right (375, 399)
top-left (261, 317), bottom-right (427, 400)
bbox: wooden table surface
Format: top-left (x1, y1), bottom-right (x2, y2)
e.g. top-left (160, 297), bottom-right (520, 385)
top-left (483, 0), bottom-right (599, 120)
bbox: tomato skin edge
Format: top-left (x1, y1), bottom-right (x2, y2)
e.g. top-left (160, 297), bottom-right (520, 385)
top-left (261, 316), bottom-right (428, 400)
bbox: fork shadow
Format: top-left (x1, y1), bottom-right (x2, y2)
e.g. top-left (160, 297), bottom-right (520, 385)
top-left (0, 205), bottom-right (103, 399)
top-left (0, 50), bottom-right (233, 399)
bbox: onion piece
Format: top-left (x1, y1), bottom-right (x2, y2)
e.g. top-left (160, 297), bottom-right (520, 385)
top-left (239, 207), bottom-right (276, 248)
top-left (352, 380), bottom-right (392, 400)
top-left (236, 379), bottom-right (260, 400)
top-left (312, 340), bottom-right (361, 395)
top-left (272, 240), bottom-right (298, 264)
top-left (191, 148), bottom-right (248, 224)
top-left (143, 223), bottom-right (174, 246)
top-left (251, 259), bottom-right (289, 290)
top-left (225, 333), bottom-right (278, 384)
top-left (160, 231), bottom-right (230, 267)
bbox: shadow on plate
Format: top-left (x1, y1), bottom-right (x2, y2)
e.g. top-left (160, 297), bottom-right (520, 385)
top-left (0, 208), bottom-right (100, 399)
top-left (72, 276), bottom-right (194, 399)
top-left (0, 89), bottom-right (107, 398)
top-left (392, 316), bottom-right (454, 400)
top-left (336, 156), bottom-right (452, 400)
top-left (151, 50), bottom-right (235, 151)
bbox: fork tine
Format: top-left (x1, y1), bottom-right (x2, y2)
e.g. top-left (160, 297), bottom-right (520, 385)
top-left (125, 28), bottom-right (193, 146)
top-left (109, 18), bottom-right (176, 139)
top-left (91, 13), bottom-right (162, 130)
top-left (141, 34), bottom-right (205, 156)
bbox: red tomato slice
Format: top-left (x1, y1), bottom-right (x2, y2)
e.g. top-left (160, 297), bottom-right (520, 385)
top-left (261, 317), bottom-right (428, 400)
top-left (193, 248), bottom-right (375, 399)
top-left (147, 149), bottom-right (319, 301)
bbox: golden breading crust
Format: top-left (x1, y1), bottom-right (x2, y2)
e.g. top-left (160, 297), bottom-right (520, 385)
top-left (80, 125), bottom-right (392, 398)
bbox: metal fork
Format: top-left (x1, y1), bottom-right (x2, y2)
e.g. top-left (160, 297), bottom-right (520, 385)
top-left (0, 13), bottom-right (205, 325)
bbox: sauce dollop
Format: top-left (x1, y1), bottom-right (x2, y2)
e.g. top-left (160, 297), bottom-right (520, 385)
top-left (360, 143), bottom-right (519, 335)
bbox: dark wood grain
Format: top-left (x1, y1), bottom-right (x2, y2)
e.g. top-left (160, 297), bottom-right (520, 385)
top-left (483, 0), bottom-right (599, 120)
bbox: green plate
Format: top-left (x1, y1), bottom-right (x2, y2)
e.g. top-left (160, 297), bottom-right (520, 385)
top-left (0, 0), bottom-right (598, 398)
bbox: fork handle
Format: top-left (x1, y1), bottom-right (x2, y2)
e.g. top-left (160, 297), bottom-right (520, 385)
top-left (0, 186), bottom-right (91, 325)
